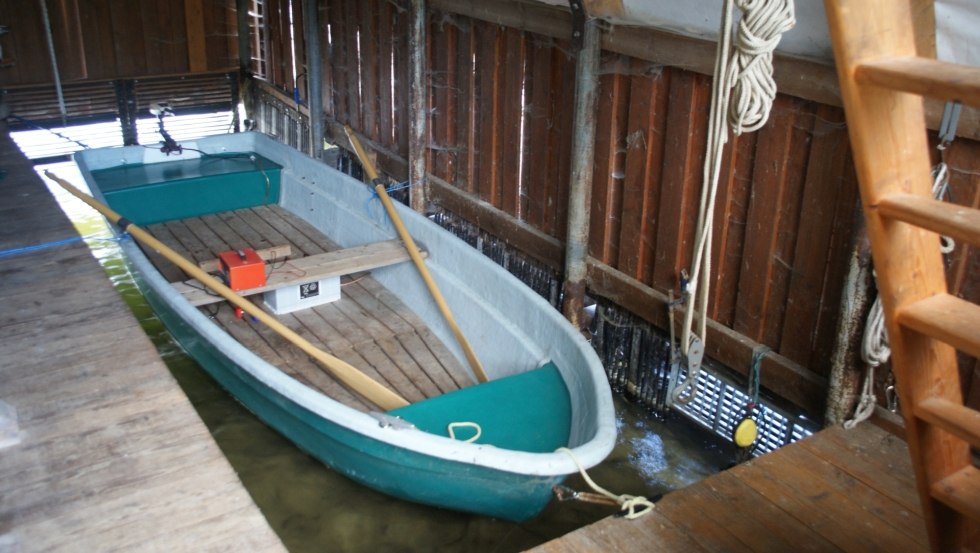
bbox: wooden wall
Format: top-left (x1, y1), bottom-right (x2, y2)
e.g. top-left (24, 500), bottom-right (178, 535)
top-left (0, 0), bottom-right (238, 87)
top-left (274, 0), bottom-right (980, 417)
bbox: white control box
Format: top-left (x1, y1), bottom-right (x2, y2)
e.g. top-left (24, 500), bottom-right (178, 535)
top-left (264, 276), bottom-right (341, 314)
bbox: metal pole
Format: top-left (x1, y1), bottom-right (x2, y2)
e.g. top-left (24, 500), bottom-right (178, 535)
top-left (38, 0), bottom-right (68, 125)
top-left (408, 0), bottom-right (428, 212)
top-left (303, 0), bottom-right (323, 158)
top-left (561, 17), bottom-right (601, 330)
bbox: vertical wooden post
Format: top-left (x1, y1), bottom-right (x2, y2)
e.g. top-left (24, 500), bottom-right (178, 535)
top-left (185, 0), bottom-right (208, 73)
top-left (408, 0), bottom-right (428, 212)
top-left (561, 16), bottom-right (601, 330)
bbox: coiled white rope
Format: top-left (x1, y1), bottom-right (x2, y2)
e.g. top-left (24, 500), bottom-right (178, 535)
top-left (675, 0), bottom-right (795, 402)
top-left (557, 447), bottom-right (655, 519)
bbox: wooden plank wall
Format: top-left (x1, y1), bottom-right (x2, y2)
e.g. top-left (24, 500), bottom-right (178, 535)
top-left (221, 0), bottom-right (980, 415)
top-left (0, 0), bottom-right (238, 86)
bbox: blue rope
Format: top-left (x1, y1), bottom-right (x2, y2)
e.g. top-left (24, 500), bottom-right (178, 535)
top-left (364, 180), bottom-right (413, 223)
top-left (0, 234), bottom-right (124, 259)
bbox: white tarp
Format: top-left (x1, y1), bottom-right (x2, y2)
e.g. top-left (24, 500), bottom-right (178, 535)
top-left (936, 0), bottom-right (980, 66)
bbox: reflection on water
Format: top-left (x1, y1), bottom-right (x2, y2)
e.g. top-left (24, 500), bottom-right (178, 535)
top-left (41, 161), bottom-right (735, 552)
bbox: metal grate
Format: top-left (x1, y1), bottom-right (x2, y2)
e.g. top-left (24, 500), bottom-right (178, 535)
top-left (672, 363), bottom-right (814, 457)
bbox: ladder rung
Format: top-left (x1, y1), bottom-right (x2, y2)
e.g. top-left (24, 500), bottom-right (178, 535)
top-left (878, 193), bottom-right (980, 248)
top-left (916, 398), bottom-right (980, 450)
top-left (856, 56), bottom-right (980, 105)
top-left (931, 465), bottom-right (980, 524)
top-left (897, 294), bottom-right (980, 359)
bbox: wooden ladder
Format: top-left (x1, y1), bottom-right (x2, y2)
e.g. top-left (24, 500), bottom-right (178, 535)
top-left (824, 1), bottom-right (980, 551)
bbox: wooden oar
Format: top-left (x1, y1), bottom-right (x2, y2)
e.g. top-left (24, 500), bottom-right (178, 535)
top-left (44, 170), bottom-right (409, 411)
top-left (343, 126), bottom-right (489, 383)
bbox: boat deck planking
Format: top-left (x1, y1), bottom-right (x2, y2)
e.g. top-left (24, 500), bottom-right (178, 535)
top-left (144, 205), bottom-right (475, 411)
top-left (529, 422), bottom-right (929, 553)
top-left (0, 125), bottom-right (286, 552)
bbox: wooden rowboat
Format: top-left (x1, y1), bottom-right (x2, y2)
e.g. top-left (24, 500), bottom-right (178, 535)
top-left (68, 132), bottom-right (615, 521)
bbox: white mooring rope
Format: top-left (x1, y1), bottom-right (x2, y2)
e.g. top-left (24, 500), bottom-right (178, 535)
top-left (557, 447), bottom-right (655, 519)
top-left (674, 0), bottom-right (795, 403)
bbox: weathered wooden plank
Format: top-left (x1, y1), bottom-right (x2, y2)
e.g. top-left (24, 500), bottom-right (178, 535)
top-left (473, 22), bottom-right (503, 205)
top-left (499, 26), bottom-right (527, 217)
top-left (618, 60), bottom-right (669, 282)
top-left (162, 219), bottom-right (214, 263)
top-left (746, 443), bottom-right (928, 551)
top-left (184, 0), bottom-right (207, 72)
top-left (376, 0), bottom-right (396, 147)
top-left (343, 0), bottom-right (363, 130)
top-left (260, 205), bottom-right (333, 255)
top-left (707, 130), bottom-right (756, 326)
top-left (803, 424), bottom-right (922, 514)
top-left (453, 16), bottom-right (477, 193)
top-left (651, 70), bottom-right (709, 292)
top-left (734, 95), bottom-right (809, 346)
top-left (360, 0), bottom-right (381, 142)
top-left (588, 52), bottom-right (629, 265)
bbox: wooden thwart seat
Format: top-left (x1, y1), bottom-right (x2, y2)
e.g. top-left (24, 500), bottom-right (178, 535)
top-left (174, 239), bottom-right (427, 306)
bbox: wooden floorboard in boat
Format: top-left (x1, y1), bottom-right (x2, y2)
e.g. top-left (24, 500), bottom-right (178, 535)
top-left (0, 126), bottom-right (285, 552)
top-left (529, 422), bottom-right (929, 553)
top-left (147, 206), bottom-right (474, 411)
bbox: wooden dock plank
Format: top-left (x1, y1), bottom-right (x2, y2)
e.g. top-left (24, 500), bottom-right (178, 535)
top-left (531, 422), bottom-right (928, 553)
top-left (0, 126), bottom-right (284, 552)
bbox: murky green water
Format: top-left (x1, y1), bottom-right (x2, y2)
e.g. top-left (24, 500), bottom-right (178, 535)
top-left (41, 162), bottom-right (735, 552)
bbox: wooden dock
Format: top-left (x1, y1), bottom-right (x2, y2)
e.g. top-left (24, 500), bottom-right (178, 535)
top-left (530, 421), bottom-right (927, 552)
top-left (0, 125), bottom-right (286, 551)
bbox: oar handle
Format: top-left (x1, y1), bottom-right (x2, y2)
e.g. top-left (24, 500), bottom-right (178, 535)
top-left (44, 170), bottom-right (409, 410)
top-left (344, 127), bottom-right (489, 383)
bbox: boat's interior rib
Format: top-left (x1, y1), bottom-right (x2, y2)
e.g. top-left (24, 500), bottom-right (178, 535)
top-left (143, 204), bottom-right (475, 412)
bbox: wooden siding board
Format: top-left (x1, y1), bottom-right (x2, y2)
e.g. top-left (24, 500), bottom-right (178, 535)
top-left (342, 0), bottom-right (362, 130)
top-left (618, 60), bottom-right (669, 282)
top-left (359, 0), bottom-right (381, 142)
top-left (733, 95), bottom-right (808, 346)
top-left (499, 26), bottom-right (526, 217)
top-left (376, 0), bottom-right (396, 147)
top-left (779, 103), bottom-right (852, 366)
top-left (588, 53), bottom-right (629, 265)
top-left (805, 149), bottom-right (862, 378)
top-left (708, 131), bottom-right (755, 327)
top-left (427, 12), bottom-right (453, 183)
top-left (326, 0), bottom-right (350, 125)
top-left (392, 5), bottom-right (410, 158)
top-left (453, 17), bottom-right (477, 194)
top-left (110, 0), bottom-right (148, 76)
top-left (319, 2), bottom-right (335, 118)
top-left (651, 69), bottom-right (709, 293)
top-left (77, 0), bottom-right (117, 80)
top-left (524, 35), bottom-right (557, 232)
top-left (473, 22), bottom-right (503, 205)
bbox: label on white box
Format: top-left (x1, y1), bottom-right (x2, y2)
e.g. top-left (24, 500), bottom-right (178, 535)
top-left (264, 276), bottom-right (341, 314)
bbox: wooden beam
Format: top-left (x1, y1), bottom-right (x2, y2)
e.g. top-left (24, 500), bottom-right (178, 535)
top-left (185, 0), bottom-right (208, 72)
top-left (587, 259), bottom-right (828, 417)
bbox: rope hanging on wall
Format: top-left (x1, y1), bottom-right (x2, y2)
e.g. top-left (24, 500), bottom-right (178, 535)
top-left (671, 0), bottom-right (795, 405)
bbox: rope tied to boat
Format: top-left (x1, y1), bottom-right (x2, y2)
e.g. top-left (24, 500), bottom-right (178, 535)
top-left (556, 447), bottom-right (655, 519)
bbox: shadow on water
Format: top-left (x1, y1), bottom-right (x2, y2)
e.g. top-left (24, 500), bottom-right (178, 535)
top-left (41, 162), bottom-right (736, 552)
